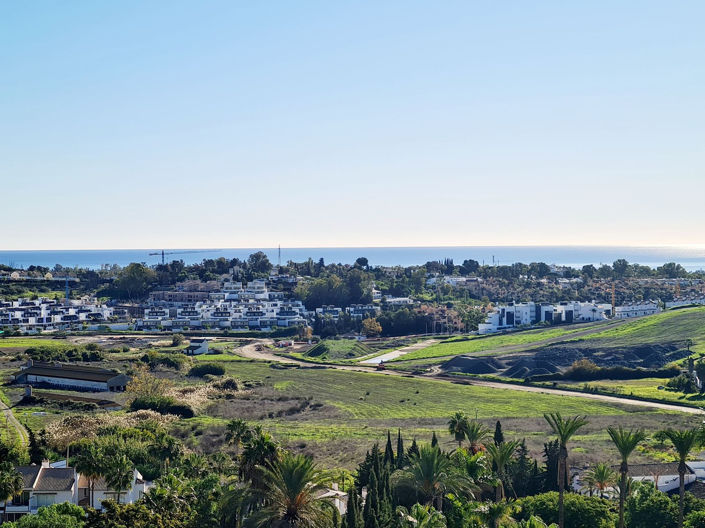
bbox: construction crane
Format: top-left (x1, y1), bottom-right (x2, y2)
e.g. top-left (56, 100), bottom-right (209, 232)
top-left (148, 249), bottom-right (220, 265)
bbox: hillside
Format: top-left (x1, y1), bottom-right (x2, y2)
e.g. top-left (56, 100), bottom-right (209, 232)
top-left (303, 338), bottom-right (373, 361)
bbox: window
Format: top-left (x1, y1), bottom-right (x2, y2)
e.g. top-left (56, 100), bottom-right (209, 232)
top-left (11, 491), bottom-right (30, 506)
top-left (35, 494), bottom-right (56, 508)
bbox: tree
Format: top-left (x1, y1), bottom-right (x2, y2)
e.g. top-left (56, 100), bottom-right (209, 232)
top-left (396, 503), bottom-right (447, 528)
top-left (27, 427), bottom-right (45, 465)
top-left (362, 318), bottom-right (382, 337)
top-left (104, 454), bottom-right (133, 504)
top-left (448, 412), bottom-right (470, 448)
top-left (543, 413), bottom-right (589, 528)
top-left (239, 429), bottom-right (280, 488)
top-left (355, 257), bottom-right (369, 269)
top-left (246, 252), bottom-right (273, 277)
top-left (584, 463), bottom-right (616, 499)
top-left (3, 503), bottom-right (86, 528)
top-left (72, 442), bottom-right (103, 509)
top-left (0, 462), bottom-right (24, 523)
top-left (626, 481), bottom-right (679, 528)
top-left (246, 452), bottom-right (333, 528)
top-left (171, 334), bottom-right (184, 347)
top-left (465, 421), bottom-right (490, 454)
top-left (110, 263), bottom-right (157, 300)
top-left (431, 432), bottom-right (439, 449)
top-left (396, 430), bottom-right (406, 470)
top-left (344, 486), bottom-right (363, 528)
top-left (662, 428), bottom-right (701, 528)
top-left (518, 492), bottom-right (614, 528)
top-left (607, 426), bottom-right (646, 528)
top-left (484, 440), bottom-right (520, 501)
top-left (225, 419), bottom-right (253, 450)
top-left (395, 445), bottom-right (471, 512)
top-left (476, 500), bottom-right (515, 528)
top-left (493, 421), bottom-right (504, 447)
top-left (384, 431), bottom-right (395, 467)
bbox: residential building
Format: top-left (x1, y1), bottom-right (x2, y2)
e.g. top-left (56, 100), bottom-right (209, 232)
top-left (185, 338), bottom-right (209, 355)
top-left (614, 301), bottom-right (661, 319)
top-left (478, 301), bottom-right (611, 334)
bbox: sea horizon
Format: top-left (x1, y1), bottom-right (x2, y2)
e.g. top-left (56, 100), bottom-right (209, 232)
top-left (2, 245), bottom-right (705, 271)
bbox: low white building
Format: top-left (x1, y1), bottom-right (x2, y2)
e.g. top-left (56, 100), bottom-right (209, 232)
top-left (614, 301), bottom-right (661, 319)
top-left (185, 338), bottom-right (209, 355)
top-left (12, 361), bottom-right (130, 392)
top-left (78, 469), bottom-right (148, 509)
top-left (665, 296), bottom-right (705, 309)
top-left (478, 301), bottom-right (612, 334)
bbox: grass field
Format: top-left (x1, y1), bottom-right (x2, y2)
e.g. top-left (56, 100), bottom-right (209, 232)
top-left (390, 325), bottom-right (597, 362)
top-left (0, 338), bottom-right (70, 349)
top-left (560, 377), bottom-right (705, 406)
top-left (303, 339), bottom-right (373, 361)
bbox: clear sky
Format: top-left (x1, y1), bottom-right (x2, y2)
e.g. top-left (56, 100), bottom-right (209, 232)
top-left (2, 1), bottom-right (704, 250)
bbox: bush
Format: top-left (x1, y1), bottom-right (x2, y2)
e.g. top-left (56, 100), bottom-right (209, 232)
top-left (667, 374), bottom-right (698, 394)
top-left (187, 363), bottom-right (225, 377)
top-left (26, 346), bottom-right (104, 363)
top-left (130, 396), bottom-right (194, 418)
top-left (517, 492), bottom-right (615, 528)
top-left (140, 351), bottom-right (187, 371)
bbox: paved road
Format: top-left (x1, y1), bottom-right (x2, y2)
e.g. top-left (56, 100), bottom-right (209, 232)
top-left (360, 339), bottom-right (441, 364)
top-left (0, 399), bottom-right (28, 446)
top-left (233, 339), bottom-right (705, 415)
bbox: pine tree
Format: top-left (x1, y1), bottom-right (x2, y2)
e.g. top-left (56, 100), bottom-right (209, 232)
top-left (407, 438), bottom-right (420, 459)
top-left (396, 429), bottom-right (405, 469)
top-left (384, 431), bottom-right (395, 467)
top-left (431, 431), bottom-right (438, 448)
top-left (494, 420), bottom-right (505, 446)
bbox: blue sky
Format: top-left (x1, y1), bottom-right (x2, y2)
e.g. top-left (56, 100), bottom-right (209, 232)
top-left (2, 1), bottom-right (704, 249)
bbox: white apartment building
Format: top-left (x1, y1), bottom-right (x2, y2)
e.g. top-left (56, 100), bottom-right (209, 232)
top-left (614, 301), bottom-right (661, 319)
top-left (665, 296), bottom-right (705, 309)
top-left (0, 298), bottom-right (113, 332)
top-left (478, 301), bottom-right (612, 334)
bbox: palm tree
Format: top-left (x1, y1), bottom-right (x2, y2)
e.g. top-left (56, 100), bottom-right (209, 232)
top-left (476, 500), bottom-right (515, 528)
top-left (396, 503), bottom-right (447, 528)
top-left (662, 428), bottom-right (701, 528)
top-left (519, 516), bottom-right (558, 528)
top-left (448, 411), bottom-right (470, 448)
top-left (104, 454), bottom-right (134, 504)
top-left (395, 444), bottom-right (471, 512)
top-left (227, 419), bottom-right (253, 450)
top-left (72, 443), bottom-right (102, 508)
top-left (0, 462), bottom-right (24, 523)
top-left (584, 463), bottom-right (616, 499)
top-left (607, 426), bottom-right (646, 528)
top-left (484, 440), bottom-right (520, 501)
top-left (239, 430), bottom-right (280, 489)
top-left (465, 421), bottom-right (490, 454)
top-left (245, 452), bottom-right (332, 528)
top-left (544, 413), bottom-right (589, 528)
top-left (220, 483), bottom-right (256, 528)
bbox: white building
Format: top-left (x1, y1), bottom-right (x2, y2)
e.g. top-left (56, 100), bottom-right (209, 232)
top-left (12, 361), bottom-right (130, 392)
top-left (0, 297), bottom-right (113, 333)
top-left (478, 301), bottom-right (612, 334)
top-left (665, 296), bottom-right (705, 309)
top-left (614, 301), bottom-right (661, 319)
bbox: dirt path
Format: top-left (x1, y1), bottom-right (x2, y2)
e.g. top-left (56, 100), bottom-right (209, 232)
top-left (0, 399), bottom-right (28, 446)
top-left (360, 339), bottom-right (441, 364)
top-left (232, 339), bottom-right (705, 415)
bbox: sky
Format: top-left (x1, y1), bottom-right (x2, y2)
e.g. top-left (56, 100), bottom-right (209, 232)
top-left (1, 1), bottom-right (704, 250)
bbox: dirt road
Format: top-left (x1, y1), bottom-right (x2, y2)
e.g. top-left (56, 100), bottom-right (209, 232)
top-left (0, 399), bottom-right (28, 446)
top-left (232, 339), bottom-right (705, 415)
top-left (360, 339), bottom-right (441, 364)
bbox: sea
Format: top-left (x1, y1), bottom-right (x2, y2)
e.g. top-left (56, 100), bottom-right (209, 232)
top-left (1, 246), bottom-right (705, 271)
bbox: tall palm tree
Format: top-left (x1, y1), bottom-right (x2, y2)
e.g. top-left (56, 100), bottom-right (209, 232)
top-left (0, 462), bottom-right (24, 524)
top-left (448, 411), bottom-right (470, 448)
top-left (245, 452), bottom-right (332, 528)
top-left (584, 463), bottom-right (616, 499)
top-left (484, 440), bottom-right (520, 501)
top-left (662, 428), bottom-right (701, 528)
top-left (465, 421), bottom-right (490, 454)
top-left (72, 443), bottom-right (102, 508)
top-left (104, 454), bottom-right (134, 504)
top-left (544, 413), bottom-right (589, 528)
top-left (395, 444), bottom-right (472, 512)
top-left (227, 419), bottom-right (253, 450)
top-left (607, 426), bottom-right (646, 528)
top-left (396, 503), bottom-right (447, 528)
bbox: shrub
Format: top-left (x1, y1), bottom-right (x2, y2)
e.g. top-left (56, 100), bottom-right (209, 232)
top-left (26, 346), bottom-right (104, 363)
top-left (140, 351), bottom-right (187, 371)
top-left (517, 492), bottom-right (615, 528)
top-left (130, 396), bottom-right (194, 418)
top-left (187, 363), bottom-right (225, 377)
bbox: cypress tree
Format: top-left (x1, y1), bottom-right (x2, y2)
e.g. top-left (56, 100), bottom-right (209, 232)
top-left (494, 420), bottom-right (505, 446)
top-left (384, 431), bottom-right (395, 467)
top-left (431, 431), bottom-right (438, 448)
top-left (363, 467), bottom-right (380, 528)
top-left (407, 438), bottom-right (420, 459)
top-left (396, 429), bottom-right (405, 469)
top-left (27, 427), bottom-right (43, 465)
top-left (345, 486), bottom-right (362, 528)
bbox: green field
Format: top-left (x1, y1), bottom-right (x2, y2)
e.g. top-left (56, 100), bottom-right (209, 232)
top-left (561, 377), bottom-right (705, 406)
top-left (0, 338), bottom-right (70, 349)
top-left (390, 325), bottom-right (598, 362)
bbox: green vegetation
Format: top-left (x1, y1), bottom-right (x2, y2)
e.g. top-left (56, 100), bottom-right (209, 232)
top-left (304, 338), bottom-right (372, 361)
top-left (187, 363), bottom-right (226, 377)
top-left (392, 325), bottom-right (597, 362)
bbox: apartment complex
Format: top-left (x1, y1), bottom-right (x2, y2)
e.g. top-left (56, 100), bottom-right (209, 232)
top-left (478, 301), bottom-right (613, 334)
top-left (0, 298), bottom-right (113, 332)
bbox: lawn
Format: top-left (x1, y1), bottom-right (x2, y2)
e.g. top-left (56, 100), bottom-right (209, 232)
top-left (303, 339), bottom-right (373, 361)
top-left (561, 377), bottom-right (705, 407)
top-left (390, 325), bottom-right (600, 362)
